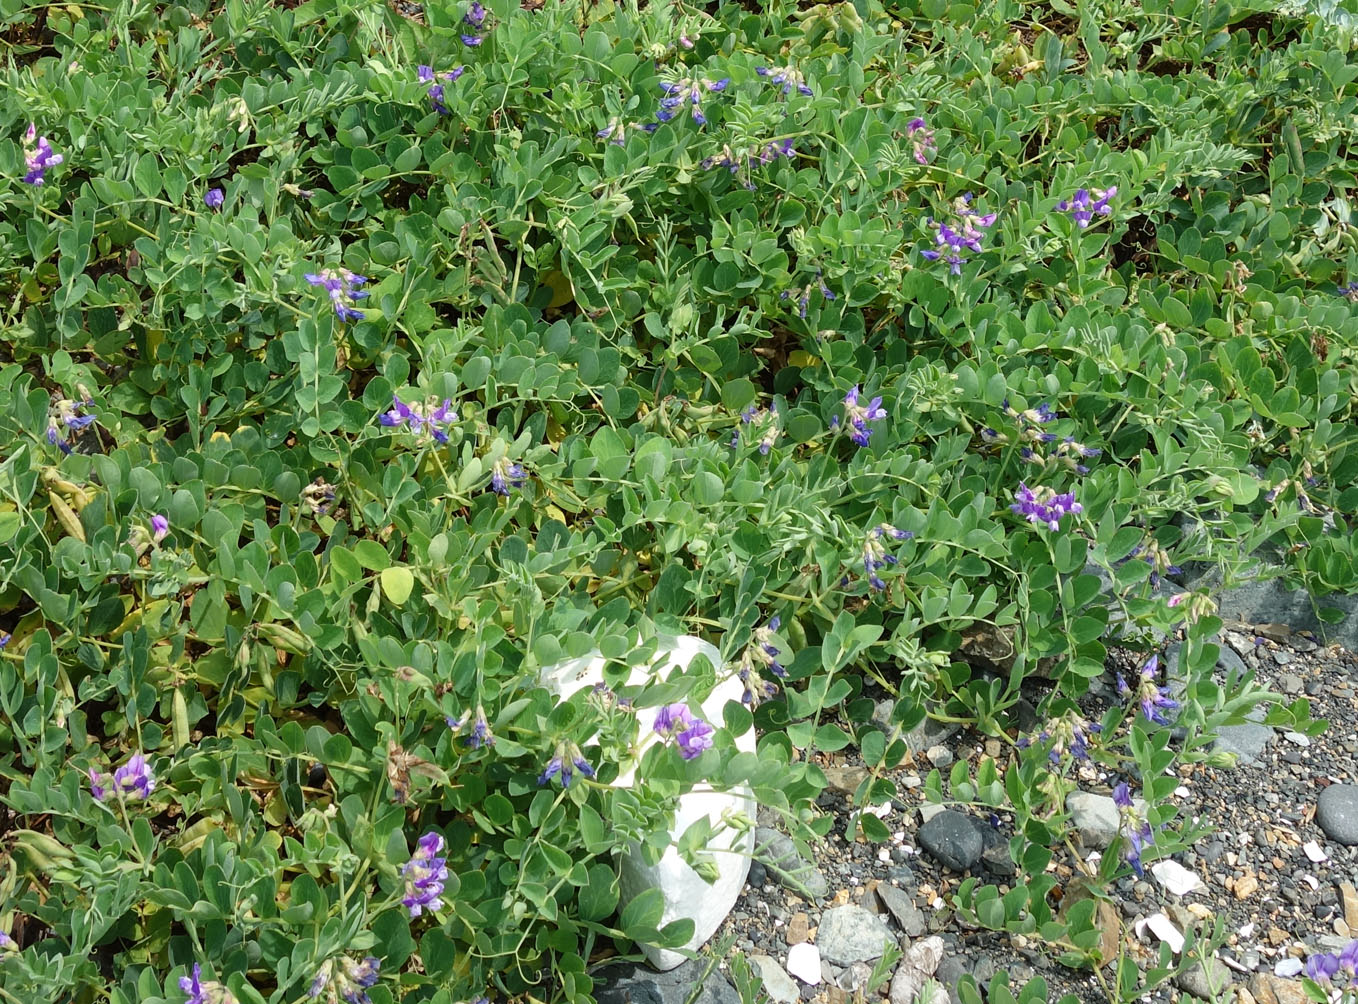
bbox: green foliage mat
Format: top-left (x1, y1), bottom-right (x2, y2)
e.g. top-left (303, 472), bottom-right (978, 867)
top-left (0, 0), bottom-right (1356, 1001)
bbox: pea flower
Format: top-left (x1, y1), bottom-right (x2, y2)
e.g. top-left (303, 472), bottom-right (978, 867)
top-left (732, 404), bottom-right (780, 455)
top-left (1009, 483), bottom-right (1082, 531)
top-left (418, 65), bottom-right (465, 114)
top-left (756, 65), bottom-right (813, 96)
top-left (539, 742), bottom-right (595, 787)
top-left (653, 704), bottom-right (716, 759)
top-left (304, 268), bottom-right (368, 322)
top-left (1302, 939), bottom-right (1358, 987)
top-left (780, 272), bottom-right (834, 319)
top-left (655, 75), bottom-right (730, 126)
top-left (1117, 540), bottom-right (1181, 588)
top-left (732, 617), bottom-right (789, 708)
top-left (461, 1), bottom-right (487, 45)
top-left (490, 457), bottom-right (527, 496)
top-left (1338, 280), bottom-right (1358, 302)
top-left (401, 832), bottom-right (449, 917)
top-left (1055, 436), bottom-right (1101, 474)
top-left (301, 477), bottom-right (337, 517)
top-left (90, 753), bottom-right (156, 802)
top-left (455, 705), bottom-right (494, 748)
top-left (1112, 781), bottom-right (1153, 876)
top-left (920, 193), bottom-right (997, 274)
top-left (0, 931), bottom-right (16, 951)
top-left (380, 394), bottom-right (457, 444)
top-left (597, 118), bottom-right (648, 145)
top-left (906, 117), bottom-right (936, 164)
top-left (204, 188), bottom-right (224, 209)
top-left (1017, 711), bottom-right (1101, 764)
top-left (180, 963), bottom-right (238, 1004)
top-left (862, 523), bottom-right (913, 590)
top-left (309, 955), bottom-right (380, 1004)
top-left (1117, 654), bottom-right (1180, 726)
top-left (831, 386), bottom-right (887, 446)
top-left (702, 138), bottom-right (795, 190)
top-left (151, 514), bottom-right (170, 543)
top-left (0, 632), bottom-right (10, 649)
top-left (21, 124), bottom-right (63, 185)
top-left (1057, 186), bottom-right (1116, 228)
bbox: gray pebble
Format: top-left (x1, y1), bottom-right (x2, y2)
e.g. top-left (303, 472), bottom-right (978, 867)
top-left (1316, 785), bottom-right (1358, 845)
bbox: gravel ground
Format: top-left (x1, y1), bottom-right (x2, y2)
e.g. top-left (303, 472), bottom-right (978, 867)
top-left (708, 626), bottom-right (1358, 1004)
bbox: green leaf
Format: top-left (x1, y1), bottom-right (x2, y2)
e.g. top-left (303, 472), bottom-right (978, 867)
top-left (379, 566), bottom-right (415, 604)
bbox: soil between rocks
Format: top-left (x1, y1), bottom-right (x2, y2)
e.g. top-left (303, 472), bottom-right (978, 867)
top-left (704, 627), bottom-right (1358, 1004)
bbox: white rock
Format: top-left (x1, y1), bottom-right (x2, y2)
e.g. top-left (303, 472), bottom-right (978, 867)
top-left (1303, 840), bottom-right (1328, 863)
top-left (918, 803), bottom-right (946, 824)
top-left (750, 955), bottom-right (799, 1003)
top-left (539, 635), bottom-right (755, 971)
top-left (1139, 912), bottom-right (1185, 954)
top-left (1274, 958), bottom-right (1304, 978)
top-left (786, 942), bottom-right (823, 985)
top-left (1151, 860), bottom-right (1206, 897)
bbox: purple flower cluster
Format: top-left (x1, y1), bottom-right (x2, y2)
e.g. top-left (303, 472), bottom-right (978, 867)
top-left (653, 703), bottom-right (716, 760)
top-left (731, 403), bottom-right (781, 455)
top-left (1113, 782), bottom-right (1153, 876)
top-left (401, 831), bottom-right (449, 917)
top-left (47, 395), bottom-right (96, 455)
top-left (380, 394), bottom-right (457, 444)
top-left (180, 964), bottom-right (237, 1004)
top-left (1017, 711), bottom-right (1101, 764)
top-left (1057, 186), bottom-right (1116, 228)
top-left (418, 65), bottom-right (465, 115)
top-left (1304, 939), bottom-right (1358, 987)
top-left (204, 188), bottom-right (224, 209)
top-left (701, 137), bottom-right (795, 190)
top-left (781, 272), bottom-right (835, 319)
top-left (656, 76), bottom-right (729, 126)
top-left (862, 523), bottom-right (913, 591)
top-left (1117, 654), bottom-right (1180, 726)
top-left (304, 268), bottom-right (368, 322)
top-left (831, 386), bottom-right (887, 447)
top-left (920, 193), bottom-right (997, 274)
top-left (490, 457), bottom-right (527, 496)
top-left (735, 617), bottom-right (789, 707)
top-left (1339, 280), bottom-right (1358, 302)
top-left (309, 955), bottom-right (380, 1004)
top-left (539, 742), bottom-right (595, 787)
top-left (597, 118), bottom-right (654, 144)
top-left (21, 124), bottom-right (63, 185)
top-left (906, 117), bottom-right (936, 165)
top-left (1055, 436), bottom-right (1102, 474)
top-left (756, 65), bottom-right (813, 96)
top-left (90, 753), bottom-right (156, 802)
top-left (1009, 482), bottom-right (1082, 531)
top-left (1116, 539), bottom-right (1181, 588)
top-left (461, 1), bottom-right (487, 45)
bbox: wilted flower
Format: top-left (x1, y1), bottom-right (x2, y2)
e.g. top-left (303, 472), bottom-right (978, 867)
top-left (309, 955), bottom-right (380, 1004)
top-left (538, 742), bottom-right (596, 787)
top-left (702, 137), bottom-right (795, 190)
top-left (1009, 483), bottom-right (1082, 531)
top-left (490, 457), bottom-right (527, 496)
top-left (385, 741), bottom-right (442, 804)
top-left (461, 0), bottom-right (487, 44)
top-left (655, 75), bottom-right (730, 126)
top-left (732, 403), bottom-right (781, 454)
top-left (906, 117), bottom-right (936, 164)
top-left (21, 124), bottom-right (63, 185)
top-left (283, 182), bottom-right (314, 200)
top-left (301, 477), bottom-right (337, 517)
top-left (151, 514), bottom-right (170, 543)
top-left (1117, 654), bottom-right (1180, 726)
top-left (597, 118), bottom-right (648, 145)
top-left (1117, 539), bottom-right (1181, 588)
top-left (832, 386), bottom-right (887, 447)
top-left (1017, 711), bottom-right (1101, 764)
top-left (1112, 782), bottom-right (1153, 876)
top-left (1055, 436), bottom-right (1101, 474)
top-left (418, 64), bottom-right (465, 114)
top-left (304, 268), bottom-right (369, 322)
top-left (90, 754), bottom-right (155, 802)
top-left (179, 963), bottom-right (237, 1004)
top-left (861, 523), bottom-right (913, 590)
top-left (756, 64), bottom-right (813, 96)
top-left (780, 272), bottom-right (834, 319)
top-left (47, 395), bottom-right (96, 455)
top-left (204, 188), bottom-right (224, 209)
top-left (462, 705), bottom-right (494, 749)
top-left (1057, 186), bottom-right (1116, 228)
top-left (920, 193), bottom-right (997, 274)
top-left (380, 394), bottom-right (457, 444)
top-left (401, 832), bottom-right (449, 917)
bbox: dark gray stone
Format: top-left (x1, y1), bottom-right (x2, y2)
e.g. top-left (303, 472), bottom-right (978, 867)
top-left (1316, 785), bottom-right (1358, 846)
top-left (1174, 959), bottom-right (1232, 1000)
top-left (817, 904), bottom-right (896, 965)
top-left (1212, 723), bottom-right (1274, 766)
top-left (874, 881), bottom-right (927, 937)
top-left (1212, 576), bottom-right (1358, 650)
top-left (754, 827), bottom-right (829, 899)
top-left (594, 960), bottom-right (741, 1004)
top-left (917, 811), bottom-right (984, 871)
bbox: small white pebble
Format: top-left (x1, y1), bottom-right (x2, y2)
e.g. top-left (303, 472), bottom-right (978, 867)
top-left (1239, 922), bottom-right (1255, 939)
top-left (1302, 874), bottom-right (1320, 890)
top-left (931, 897), bottom-right (944, 909)
top-left (877, 848), bottom-right (891, 863)
top-left (1304, 841), bottom-right (1328, 863)
top-left (1275, 959), bottom-right (1304, 978)
top-left (1174, 785), bottom-right (1190, 798)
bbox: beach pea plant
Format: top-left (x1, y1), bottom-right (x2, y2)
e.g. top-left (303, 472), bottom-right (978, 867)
top-left (1, 0), bottom-right (1357, 1003)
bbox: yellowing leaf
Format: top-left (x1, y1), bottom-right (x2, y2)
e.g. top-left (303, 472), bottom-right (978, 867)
top-left (380, 566), bottom-right (415, 605)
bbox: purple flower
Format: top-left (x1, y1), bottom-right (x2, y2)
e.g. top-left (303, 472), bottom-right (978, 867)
top-left (21, 124), bottom-right (63, 185)
top-left (1009, 482), bottom-right (1082, 531)
top-left (0, 633), bottom-right (8, 649)
top-left (310, 956), bottom-right (380, 1004)
top-left (0, 931), bottom-right (16, 952)
top-left (539, 742), bottom-right (595, 787)
top-left (906, 117), bottom-right (936, 164)
top-left (1020, 712), bottom-right (1101, 764)
top-left (380, 393), bottom-right (457, 444)
top-left (459, 2), bottom-right (487, 45)
top-left (756, 65), bottom-right (814, 97)
top-left (465, 705), bottom-right (494, 749)
top-left (151, 514), bottom-right (170, 543)
top-left (653, 704), bottom-right (715, 760)
top-left (920, 193), bottom-right (997, 273)
top-left (1304, 950), bottom-right (1341, 984)
top-left (179, 964), bottom-right (237, 1004)
top-left (1118, 654), bottom-right (1180, 726)
top-left (1112, 782), bottom-right (1153, 876)
top-left (1057, 186), bottom-right (1116, 228)
top-left (653, 703), bottom-right (698, 735)
top-left (1339, 281), bottom-right (1358, 302)
top-left (1056, 436), bottom-right (1101, 474)
top-left (204, 188), bottom-right (224, 209)
top-left (418, 64), bottom-right (465, 114)
top-left (839, 386), bottom-right (887, 447)
top-left (304, 267), bottom-right (369, 322)
top-left (91, 753), bottom-right (155, 802)
top-left (861, 522), bottom-right (913, 590)
top-left (401, 831), bottom-right (449, 917)
top-left (703, 138), bottom-right (794, 190)
top-left (490, 457), bottom-right (527, 496)
top-left (653, 76), bottom-right (730, 127)
top-left (677, 720), bottom-right (714, 759)
top-left (597, 118), bottom-right (646, 145)
top-left (732, 404), bottom-right (781, 454)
